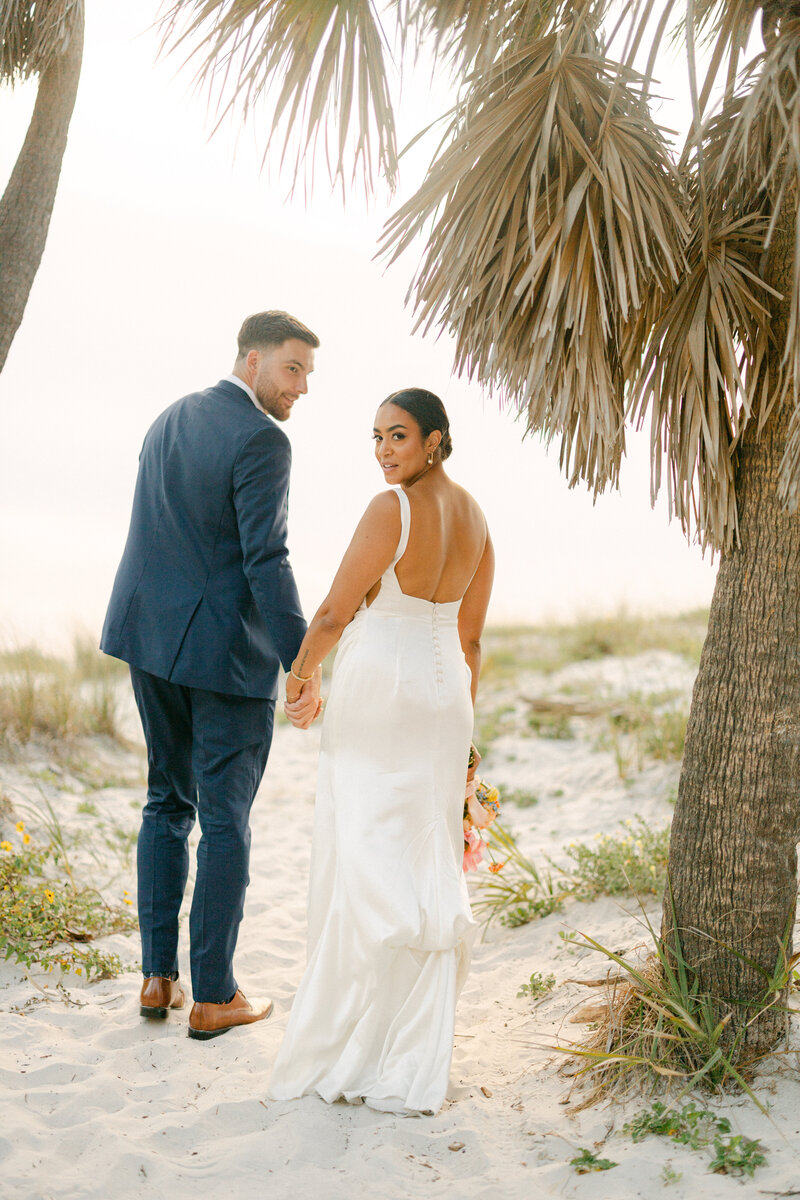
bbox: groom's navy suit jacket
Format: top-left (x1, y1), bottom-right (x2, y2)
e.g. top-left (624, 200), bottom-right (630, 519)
top-left (101, 379), bottom-right (306, 699)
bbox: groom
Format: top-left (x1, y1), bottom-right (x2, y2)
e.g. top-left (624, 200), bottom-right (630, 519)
top-left (101, 310), bottom-right (321, 1039)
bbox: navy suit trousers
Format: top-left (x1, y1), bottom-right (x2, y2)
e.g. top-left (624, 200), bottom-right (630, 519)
top-left (130, 667), bottom-right (274, 1002)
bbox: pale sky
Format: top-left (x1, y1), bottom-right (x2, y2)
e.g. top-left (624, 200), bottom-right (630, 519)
top-left (0, 4), bottom-right (716, 651)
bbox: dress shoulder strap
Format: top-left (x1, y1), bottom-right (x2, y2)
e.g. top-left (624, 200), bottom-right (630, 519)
top-left (389, 487), bottom-right (411, 567)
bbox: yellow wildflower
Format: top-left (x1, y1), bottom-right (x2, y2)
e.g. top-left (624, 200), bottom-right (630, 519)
top-left (124, 898), bottom-right (132, 906)
top-left (44, 889), bottom-right (55, 903)
top-left (15, 821), bottom-right (24, 833)
top-left (0, 841), bottom-right (12, 852)
top-left (22, 833), bottom-right (31, 845)
top-left (75, 967), bottom-right (82, 976)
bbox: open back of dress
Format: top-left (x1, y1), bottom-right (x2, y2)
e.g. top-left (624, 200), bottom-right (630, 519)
top-left (269, 488), bottom-right (475, 1114)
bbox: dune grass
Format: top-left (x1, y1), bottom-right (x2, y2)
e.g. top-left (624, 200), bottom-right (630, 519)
top-left (0, 636), bottom-right (127, 750)
top-left (555, 897), bottom-right (796, 1115)
top-left (479, 609), bottom-right (708, 682)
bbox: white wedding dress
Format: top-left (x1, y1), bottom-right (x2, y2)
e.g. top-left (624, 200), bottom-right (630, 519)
top-left (269, 487), bottom-right (476, 1115)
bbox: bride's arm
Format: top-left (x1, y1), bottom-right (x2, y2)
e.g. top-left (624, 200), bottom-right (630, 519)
top-left (458, 531), bottom-right (495, 707)
top-left (285, 491), bottom-right (401, 711)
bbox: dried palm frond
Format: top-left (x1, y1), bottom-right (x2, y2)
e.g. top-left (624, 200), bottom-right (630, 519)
top-left (687, 0), bottom-right (760, 107)
top-left (402, 0), bottom-right (557, 74)
top-left (708, 21), bottom-right (800, 508)
top-left (0, 0), bottom-right (83, 83)
top-left (159, 0), bottom-right (398, 191)
top-left (628, 180), bottom-right (774, 553)
top-left (382, 6), bottom-right (686, 495)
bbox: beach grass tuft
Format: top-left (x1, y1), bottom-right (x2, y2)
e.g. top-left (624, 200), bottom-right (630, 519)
top-left (555, 895), bottom-right (794, 1111)
top-left (0, 637), bottom-right (127, 750)
top-left (471, 822), bottom-right (567, 930)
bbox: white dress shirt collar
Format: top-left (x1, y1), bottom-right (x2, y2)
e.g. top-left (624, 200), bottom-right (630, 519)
top-left (225, 374), bottom-right (262, 413)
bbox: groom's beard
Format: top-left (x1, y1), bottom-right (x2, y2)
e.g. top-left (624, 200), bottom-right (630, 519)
top-left (256, 386), bottom-right (296, 422)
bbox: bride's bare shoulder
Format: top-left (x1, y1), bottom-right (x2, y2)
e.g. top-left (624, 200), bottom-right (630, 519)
top-left (357, 488), bottom-right (403, 531)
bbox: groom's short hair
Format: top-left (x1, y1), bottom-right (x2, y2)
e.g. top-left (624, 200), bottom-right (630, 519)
top-left (236, 311), bottom-right (320, 357)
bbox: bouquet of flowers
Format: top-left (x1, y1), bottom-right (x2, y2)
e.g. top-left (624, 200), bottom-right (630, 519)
top-left (463, 777), bottom-right (501, 872)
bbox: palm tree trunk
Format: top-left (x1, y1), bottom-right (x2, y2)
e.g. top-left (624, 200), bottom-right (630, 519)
top-left (0, 3), bottom-right (84, 374)
top-left (664, 195), bottom-right (800, 1053)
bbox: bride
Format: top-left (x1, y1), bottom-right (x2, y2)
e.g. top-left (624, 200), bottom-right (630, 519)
top-left (269, 387), bottom-right (494, 1115)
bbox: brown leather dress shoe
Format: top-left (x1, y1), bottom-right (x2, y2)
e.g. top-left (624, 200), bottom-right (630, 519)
top-left (188, 990), bottom-right (273, 1040)
top-left (139, 975), bottom-right (186, 1019)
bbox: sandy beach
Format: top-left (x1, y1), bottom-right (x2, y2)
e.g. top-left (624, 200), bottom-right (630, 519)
top-left (2, 624), bottom-right (798, 1199)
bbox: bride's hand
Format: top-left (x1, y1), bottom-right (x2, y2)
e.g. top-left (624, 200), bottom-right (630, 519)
top-left (466, 742), bottom-right (481, 783)
top-left (284, 665), bottom-right (322, 729)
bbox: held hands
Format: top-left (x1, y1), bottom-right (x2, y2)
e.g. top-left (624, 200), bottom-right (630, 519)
top-left (284, 664), bottom-right (323, 730)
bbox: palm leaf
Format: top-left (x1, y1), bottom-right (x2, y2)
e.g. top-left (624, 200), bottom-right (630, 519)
top-left (382, 5), bottom-right (686, 494)
top-left (159, 0), bottom-right (399, 191)
top-left (689, 0), bottom-right (760, 108)
top-left (402, 0), bottom-right (556, 74)
top-left (707, 22), bottom-right (800, 509)
top-left (628, 197), bottom-right (774, 553)
top-left (0, 0), bottom-right (83, 82)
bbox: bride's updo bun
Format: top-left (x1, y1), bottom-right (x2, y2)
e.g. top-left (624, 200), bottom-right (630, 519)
top-left (381, 388), bottom-right (453, 461)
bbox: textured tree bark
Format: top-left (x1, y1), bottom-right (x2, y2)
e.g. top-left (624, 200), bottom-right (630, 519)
top-left (0, 3), bottom-right (85, 374)
top-left (664, 195), bottom-right (800, 1053)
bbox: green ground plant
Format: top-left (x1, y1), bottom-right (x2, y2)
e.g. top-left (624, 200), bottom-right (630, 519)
top-left (709, 1135), bottom-right (767, 1177)
top-left (623, 1101), bottom-right (767, 1178)
top-left (517, 971), bottom-right (555, 999)
top-left (569, 1148), bottom-right (617, 1173)
top-left (503, 788), bottom-right (540, 808)
top-left (526, 710), bottom-right (574, 740)
top-left (624, 1100), bottom-right (731, 1148)
top-left (0, 814), bottom-right (136, 980)
top-left (564, 816), bottom-right (670, 899)
top-left (473, 702), bottom-right (516, 750)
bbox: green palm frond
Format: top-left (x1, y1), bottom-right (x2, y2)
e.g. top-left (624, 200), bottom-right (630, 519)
top-left (0, 0), bottom-right (82, 82)
top-left (382, 7), bottom-right (686, 494)
top-left (159, 0), bottom-right (398, 191)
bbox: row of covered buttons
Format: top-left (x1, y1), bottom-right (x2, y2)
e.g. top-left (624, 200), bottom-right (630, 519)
top-left (432, 605), bottom-right (444, 686)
